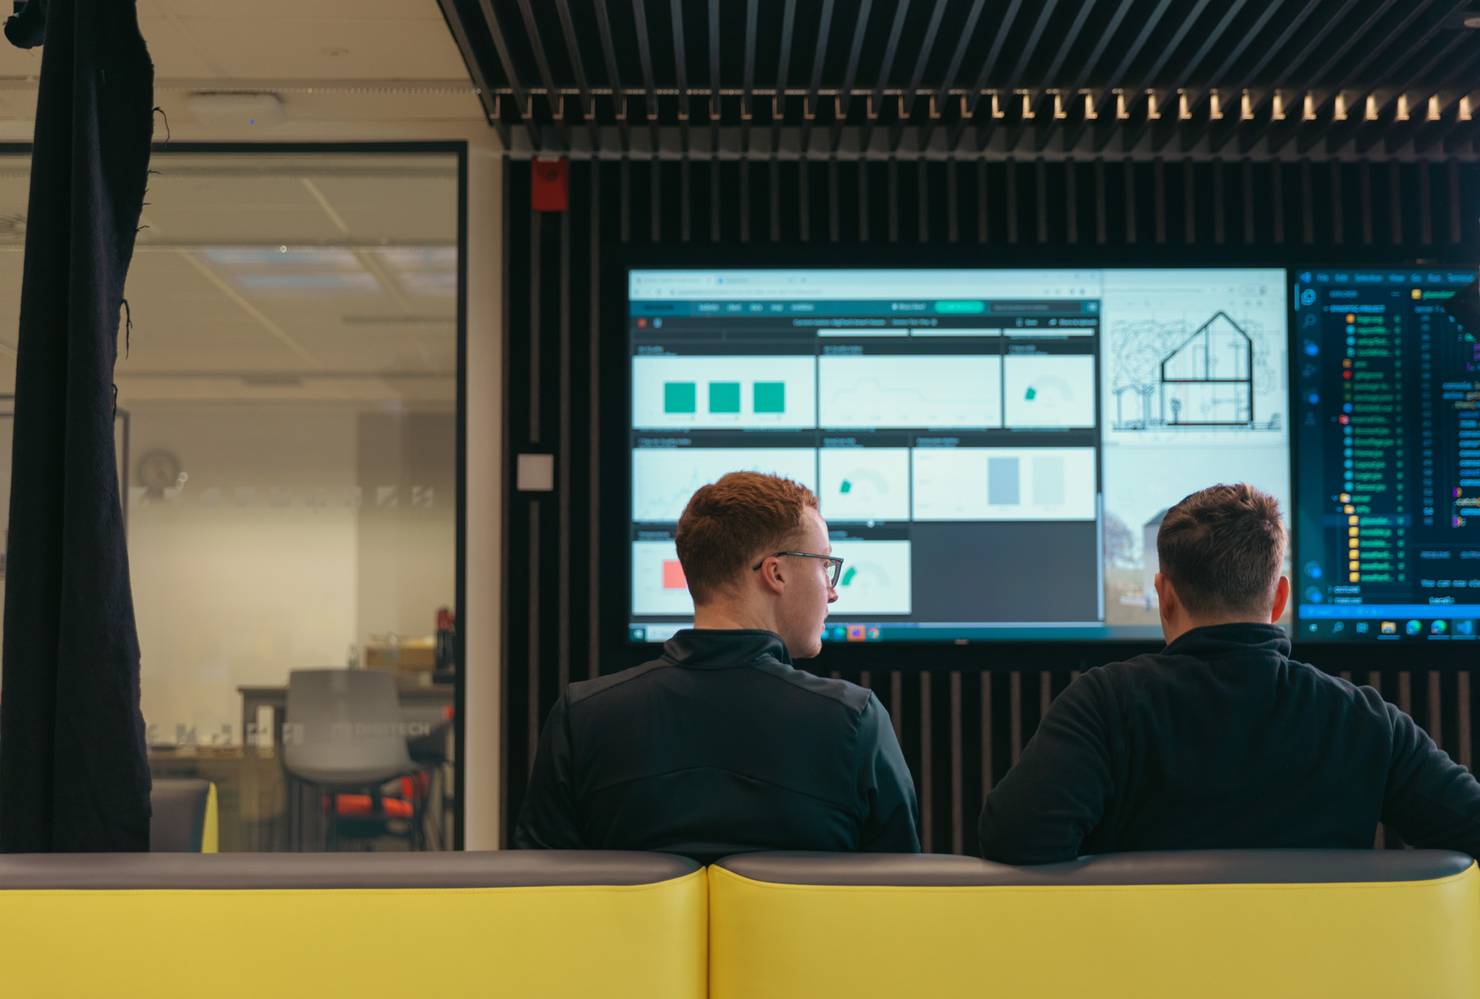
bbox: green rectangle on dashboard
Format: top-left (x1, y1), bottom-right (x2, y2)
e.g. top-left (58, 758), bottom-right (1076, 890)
top-left (709, 381), bottom-right (741, 413)
top-left (754, 382), bottom-right (786, 413)
top-left (664, 381), bottom-right (697, 413)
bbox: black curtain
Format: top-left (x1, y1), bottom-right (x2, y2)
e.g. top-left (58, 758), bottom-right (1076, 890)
top-left (0, 0), bottom-right (153, 851)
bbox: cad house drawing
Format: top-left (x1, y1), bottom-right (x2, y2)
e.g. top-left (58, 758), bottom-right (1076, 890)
top-left (1112, 311), bottom-right (1255, 430)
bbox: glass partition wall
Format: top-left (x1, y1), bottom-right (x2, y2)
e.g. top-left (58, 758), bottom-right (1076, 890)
top-left (0, 147), bottom-right (463, 851)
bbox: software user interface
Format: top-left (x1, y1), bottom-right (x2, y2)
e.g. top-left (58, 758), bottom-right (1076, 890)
top-left (629, 268), bottom-right (1290, 642)
top-left (1296, 267), bottom-right (1480, 643)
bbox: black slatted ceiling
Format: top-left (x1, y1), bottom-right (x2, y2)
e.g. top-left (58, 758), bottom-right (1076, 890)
top-left (438, 0), bottom-right (1480, 155)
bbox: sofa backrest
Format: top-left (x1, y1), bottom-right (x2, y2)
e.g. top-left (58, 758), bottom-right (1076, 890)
top-left (0, 851), bottom-right (706, 998)
top-left (2, 847), bottom-right (1473, 999)
top-left (709, 850), bottom-right (1480, 999)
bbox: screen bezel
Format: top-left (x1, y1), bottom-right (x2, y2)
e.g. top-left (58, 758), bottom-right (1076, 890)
top-left (600, 245), bottom-right (1478, 671)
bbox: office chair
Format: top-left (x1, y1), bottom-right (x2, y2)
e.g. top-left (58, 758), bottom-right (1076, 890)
top-left (403, 703), bottom-right (455, 849)
top-left (150, 777), bottom-right (219, 852)
top-left (282, 669), bottom-right (426, 851)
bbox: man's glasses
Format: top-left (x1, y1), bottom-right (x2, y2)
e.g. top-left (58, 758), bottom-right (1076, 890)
top-left (751, 551), bottom-right (845, 588)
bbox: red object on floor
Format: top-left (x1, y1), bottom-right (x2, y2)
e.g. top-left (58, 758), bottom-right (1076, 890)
top-left (332, 794), bottom-right (414, 819)
top-left (327, 773), bottom-right (429, 819)
top-left (531, 157), bottom-right (569, 213)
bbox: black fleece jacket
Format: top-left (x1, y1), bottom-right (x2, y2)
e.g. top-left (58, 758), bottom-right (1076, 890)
top-left (980, 623), bottom-right (1480, 864)
top-left (516, 629), bottom-right (920, 863)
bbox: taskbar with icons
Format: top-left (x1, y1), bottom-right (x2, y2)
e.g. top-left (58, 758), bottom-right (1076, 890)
top-left (1299, 605), bottom-right (1480, 641)
top-left (625, 623), bottom-right (885, 643)
top-left (823, 624), bottom-right (884, 643)
top-left (629, 621), bottom-right (1168, 643)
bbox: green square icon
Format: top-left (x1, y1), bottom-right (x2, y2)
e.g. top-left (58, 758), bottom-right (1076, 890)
top-left (664, 381), bottom-right (697, 414)
top-left (709, 381), bottom-right (741, 414)
top-left (753, 381), bottom-right (786, 414)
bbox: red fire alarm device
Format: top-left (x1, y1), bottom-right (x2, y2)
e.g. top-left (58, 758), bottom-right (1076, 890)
top-left (531, 157), bottom-right (569, 213)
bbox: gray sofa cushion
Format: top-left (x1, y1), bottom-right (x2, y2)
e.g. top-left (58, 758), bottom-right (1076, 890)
top-left (0, 850), bottom-right (699, 890)
top-left (715, 849), bottom-right (1474, 886)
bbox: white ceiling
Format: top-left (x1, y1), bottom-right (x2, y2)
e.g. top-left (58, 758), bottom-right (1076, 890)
top-left (0, 0), bottom-right (486, 138)
top-left (0, 151), bottom-right (460, 405)
top-left (138, 0), bottom-right (470, 80)
top-left (0, 1), bottom-right (475, 405)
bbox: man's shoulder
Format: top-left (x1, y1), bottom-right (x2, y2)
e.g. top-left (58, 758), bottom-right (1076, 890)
top-left (750, 658), bottom-right (876, 716)
top-left (1098, 648), bottom-right (1390, 713)
top-left (561, 654), bottom-right (874, 717)
top-left (1281, 654), bottom-right (1394, 717)
top-left (565, 657), bottom-right (672, 708)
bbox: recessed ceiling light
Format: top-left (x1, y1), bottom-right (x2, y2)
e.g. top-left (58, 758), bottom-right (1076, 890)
top-left (1465, 14), bottom-right (1480, 28)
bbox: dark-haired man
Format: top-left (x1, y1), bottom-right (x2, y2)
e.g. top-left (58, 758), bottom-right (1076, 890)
top-left (980, 483), bottom-right (1480, 864)
top-left (516, 471), bottom-right (920, 861)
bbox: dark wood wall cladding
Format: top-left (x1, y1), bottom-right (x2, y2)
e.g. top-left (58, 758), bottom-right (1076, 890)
top-left (502, 156), bottom-right (1480, 852)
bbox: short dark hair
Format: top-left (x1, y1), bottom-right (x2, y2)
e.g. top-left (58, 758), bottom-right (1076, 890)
top-left (1156, 483), bottom-right (1286, 616)
top-left (675, 471), bottom-right (818, 604)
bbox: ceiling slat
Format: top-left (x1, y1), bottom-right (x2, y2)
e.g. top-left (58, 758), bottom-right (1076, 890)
top-left (800, 0), bottom-right (839, 154)
top-left (932, 0), bottom-right (992, 153)
top-left (553, 0), bottom-right (598, 150)
top-left (474, 0), bottom-right (539, 151)
top-left (514, 0), bottom-right (572, 151)
top-left (629, 0), bottom-right (662, 149)
top-left (589, 0), bottom-right (631, 153)
top-left (890, 0), bottom-right (950, 152)
top-left (831, 0), bottom-right (879, 152)
top-left (433, 0), bottom-right (505, 143)
top-left (771, 0), bottom-right (798, 149)
top-left (670, 0), bottom-right (691, 128)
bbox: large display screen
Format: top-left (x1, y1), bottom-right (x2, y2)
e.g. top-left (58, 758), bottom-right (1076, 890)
top-left (628, 268), bottom-right (1290, 643)
top-left (1295, 266), bottom-right (1480, 643)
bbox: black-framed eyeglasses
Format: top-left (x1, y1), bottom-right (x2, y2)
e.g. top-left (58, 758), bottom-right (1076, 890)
top-left (751, 550), bottom-right (845, 588)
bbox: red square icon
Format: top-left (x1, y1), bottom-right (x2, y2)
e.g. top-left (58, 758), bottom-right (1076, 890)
top-left (662, 560), bottom-right (687, 590)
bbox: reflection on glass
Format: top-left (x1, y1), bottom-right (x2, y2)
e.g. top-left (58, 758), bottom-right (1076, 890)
top-left (0, 151), bottom-right (460, 851)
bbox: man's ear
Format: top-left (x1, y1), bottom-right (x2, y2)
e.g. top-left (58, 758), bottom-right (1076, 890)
top-left (1154, 572), bottom-right (1176, 622)
top-left (755, 555), bottom-right (786, 596)
top-left (1270, 575), bottom-right (1290, 622)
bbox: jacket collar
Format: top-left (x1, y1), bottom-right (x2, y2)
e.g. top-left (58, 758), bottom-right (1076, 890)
top-left (1163, 622), bottom-right (1292, 660)
top-left (661, 629), bottom-right (792, 669)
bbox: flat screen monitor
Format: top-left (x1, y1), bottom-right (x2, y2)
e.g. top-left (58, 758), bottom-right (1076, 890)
top-left (627, 267), bottom-right (1291, 644)
top-left (1294, 265), bottom-right (1480, 643)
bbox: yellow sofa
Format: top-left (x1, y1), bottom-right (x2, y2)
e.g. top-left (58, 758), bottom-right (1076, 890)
top-left (709, 850), bottom-right (1480, 999)
top-left (0, 851), bottom-right (705, 998)
top-left (1, 848), bottom-right (1474, 998)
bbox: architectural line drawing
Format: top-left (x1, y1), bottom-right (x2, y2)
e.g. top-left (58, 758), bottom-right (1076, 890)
top-left (1112, 311), bottom-right (1279, 432)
